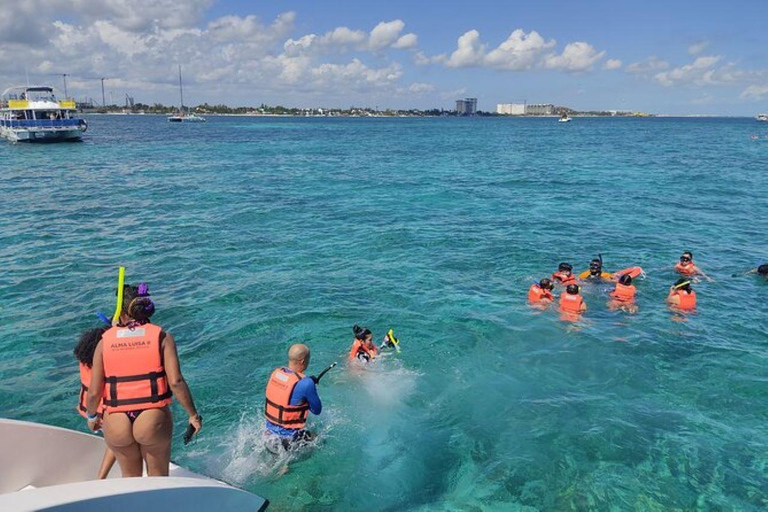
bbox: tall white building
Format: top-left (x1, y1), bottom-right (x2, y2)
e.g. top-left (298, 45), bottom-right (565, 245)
top-left (497, 103), bottom-right (526, 115)
top-left (496, 103), bottom-right (555, 115)
top-left (456, 98), bottom-right (478, 115)
top-left (525, 104), bottom-right (554, 115)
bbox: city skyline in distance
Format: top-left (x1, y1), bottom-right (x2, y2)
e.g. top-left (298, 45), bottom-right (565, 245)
top-left (1, 0), bottom-right (767, 115)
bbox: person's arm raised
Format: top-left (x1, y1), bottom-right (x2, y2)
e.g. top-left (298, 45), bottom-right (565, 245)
top-left (163, 332), bottom-right (202, 435)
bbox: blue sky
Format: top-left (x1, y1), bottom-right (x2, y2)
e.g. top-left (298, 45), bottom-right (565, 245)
top-left (2, 0), bottom-right (767, 114)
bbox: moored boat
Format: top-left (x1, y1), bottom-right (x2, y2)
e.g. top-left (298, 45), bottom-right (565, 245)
top-left (757, 113), bottom-right (768, 122)
top-left (168, 66), bottom-right (206, 123)
top-left (0, 86), bottom-right (87, 142)
top-left (0, 418), bottom-right (268, 511)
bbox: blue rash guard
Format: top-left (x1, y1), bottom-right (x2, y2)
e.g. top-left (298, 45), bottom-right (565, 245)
top-left (265, 368), bottom-right (322, 438)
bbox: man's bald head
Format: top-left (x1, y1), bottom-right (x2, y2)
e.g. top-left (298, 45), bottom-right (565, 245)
top-left (288, 344), bottom-right (310, 370)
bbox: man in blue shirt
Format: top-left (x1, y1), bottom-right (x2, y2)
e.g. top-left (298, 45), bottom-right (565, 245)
top-left (265, 344), bottom-right (322, 447)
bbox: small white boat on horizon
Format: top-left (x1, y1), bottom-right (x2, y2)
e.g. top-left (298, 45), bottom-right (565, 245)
top-left (0, 86), bottom-right (87, 142)
top-left (757, 113), bottom-right (768, 122)
top-left (0, 418), bottom-right (268, 511)
top-left (558, 114), bottom-right (572, 123)
top-left (168, 112), bottom-right (207, 123)
top-left (169, 66), bottom-right (206, 123)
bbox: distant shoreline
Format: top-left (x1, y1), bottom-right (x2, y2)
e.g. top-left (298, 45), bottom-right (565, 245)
top-left (82, 112), bottom-right (758, 119)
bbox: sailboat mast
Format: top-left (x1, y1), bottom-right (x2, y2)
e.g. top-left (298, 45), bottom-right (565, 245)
top-left (178, 65), bottom-right (184, 112)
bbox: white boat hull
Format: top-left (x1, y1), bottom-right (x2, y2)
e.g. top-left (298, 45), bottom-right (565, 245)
top-left (0, 125), bottom-right (85, 142)
top-left (0, 419), bottom-right (268, 511)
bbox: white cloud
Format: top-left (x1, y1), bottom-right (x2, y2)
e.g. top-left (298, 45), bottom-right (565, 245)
top-left (740, 84), bottom-right (768, 100)
top-left (543, 41), bottom-right (605, 72)
top-left (310, 59), bottom-right (403, 90)
top-left (438, 28), bottom-right (606, 73)
top-left (413, 51), bottom-right (431, 66)
top-left (282, 19), bottom-right (416, 56)
top-left (445, 30), bottom-right (486, 68)
top-left (484, 29), bottom-right (556, 70)
top-left (654, 55), bottom-right (722, 87)
top-left (369, 20), bottom-right (406, 51)
top-left (688, 41), bottom-right (709, 55)
top-left (626, 56), bottom-right (670, 74)
top-left (325, 26), bottom-right (367, 45)
top-left (0, 9), bottom-right (424, 106)
top-left (408, 82), bottom-right (435, 93)
top-left (393, 33), bottom-right (418, 50)
top-left (603, 59), bottom-right (622, 70)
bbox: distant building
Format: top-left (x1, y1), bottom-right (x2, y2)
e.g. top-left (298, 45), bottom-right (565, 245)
top-left (525, 103), bottom-right (554, 115)
top-left (497, 103), bottom-right (526, 115)
top-left (455, 98), bottom-right (478, 115)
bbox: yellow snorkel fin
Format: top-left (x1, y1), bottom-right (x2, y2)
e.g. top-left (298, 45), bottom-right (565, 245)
top-left (387, 329), bottom-right (401, 353)
top-left (111, 266), bottom-right (126, 324)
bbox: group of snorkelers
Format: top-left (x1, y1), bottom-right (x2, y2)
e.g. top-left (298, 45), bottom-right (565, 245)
top-left (74, 270), bottom-right (405, 479)
top-left (72, 257), bottom-right (766, 479)
top-left (528, 251), bottom-right (766, 319)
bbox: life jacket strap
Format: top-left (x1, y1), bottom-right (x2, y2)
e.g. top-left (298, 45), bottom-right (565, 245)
top-left (105, 370), bottom-right (172, 408)
top-left (79, 383), bottom-right (88, 412)
top-left (265, 398), bottom-right (309, 425)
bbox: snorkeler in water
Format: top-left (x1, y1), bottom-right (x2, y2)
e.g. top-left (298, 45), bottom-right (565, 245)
top-left (667, 278), bottom-right (697, 311)
top-left (349, 324), bottom-right (378, 362)
top-left (674, 251), bottom-right (713, 282)
top-left (578, 255), bottom-right (645, 282)
top-left (380, 329), bottom-right (401, 353)
top-left (734, 264), bottom-right (768, 278)
top-left (578, 257), bottom-right (613, 281)
top-left (551, 263), bottom-right (577, 286)
top-left (528, 278), bottom-right (555, 305)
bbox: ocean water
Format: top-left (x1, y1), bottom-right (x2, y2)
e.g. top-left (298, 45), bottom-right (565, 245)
top-left (0, 115), bottom-right (767, 511)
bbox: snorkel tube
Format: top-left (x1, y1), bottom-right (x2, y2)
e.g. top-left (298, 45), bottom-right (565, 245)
top-left (111, 266), bottom-right (126, 325)
top-left (673, 280), bottom-right (691, 290)
top-left (95, 312), bottom-right (112, 326)
top-left (313, 362), bottom-right (337, 384)
top-left (386, 329), bottom-right (401, 353)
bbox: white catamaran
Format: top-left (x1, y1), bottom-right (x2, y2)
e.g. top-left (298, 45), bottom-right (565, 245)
top-left (168, 66), bottom-right (206, 123)
top-left (0, 86), bottom-right (87, 142)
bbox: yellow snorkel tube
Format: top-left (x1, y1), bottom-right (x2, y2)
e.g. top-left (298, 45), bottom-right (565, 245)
top-left (111, 266), bottom-right (126, 325)
top-left (386, 329), bottom-right (401, 353)
top-left (673, 280), bottom-right (691, 290)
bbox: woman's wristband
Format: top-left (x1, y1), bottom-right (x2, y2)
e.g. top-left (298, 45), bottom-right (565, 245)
top-left (86, 412), bottom-right (98, 422)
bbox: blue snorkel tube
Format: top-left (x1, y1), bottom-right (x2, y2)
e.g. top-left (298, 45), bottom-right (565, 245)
top-left (95, 312), bottom-right (111, 326)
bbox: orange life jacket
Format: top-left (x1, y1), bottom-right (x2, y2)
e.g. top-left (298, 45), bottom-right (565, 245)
top-left (615, 266), bottom-right (643, 279)
top-left (264, 368), bottom-right (309, 429)
top-left (559, 293), bottom-right (584, 313)
top-left (349, 339), bottom-right (378, 361)
top-left (674, 290), bottom-right (697, 310)
top-left (675, 262), bottom-right (697, 275)
top-left (101, 323), bottom-right (172, 413)
top-left (611, 283), bottom-right (636, 302)
top-left (77, 363), bottom-right (105, 418)
top-left (551, 271), bottom-right (576, 285)
top-left (528, 284), bottom-right (553, 303)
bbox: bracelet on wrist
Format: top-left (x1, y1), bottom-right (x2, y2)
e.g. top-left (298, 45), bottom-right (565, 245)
top-left (86, 413), bottom-right (98, 421)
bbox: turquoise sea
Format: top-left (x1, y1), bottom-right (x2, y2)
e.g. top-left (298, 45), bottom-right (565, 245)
top-left (0, 115), bottom-right (766, 511)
